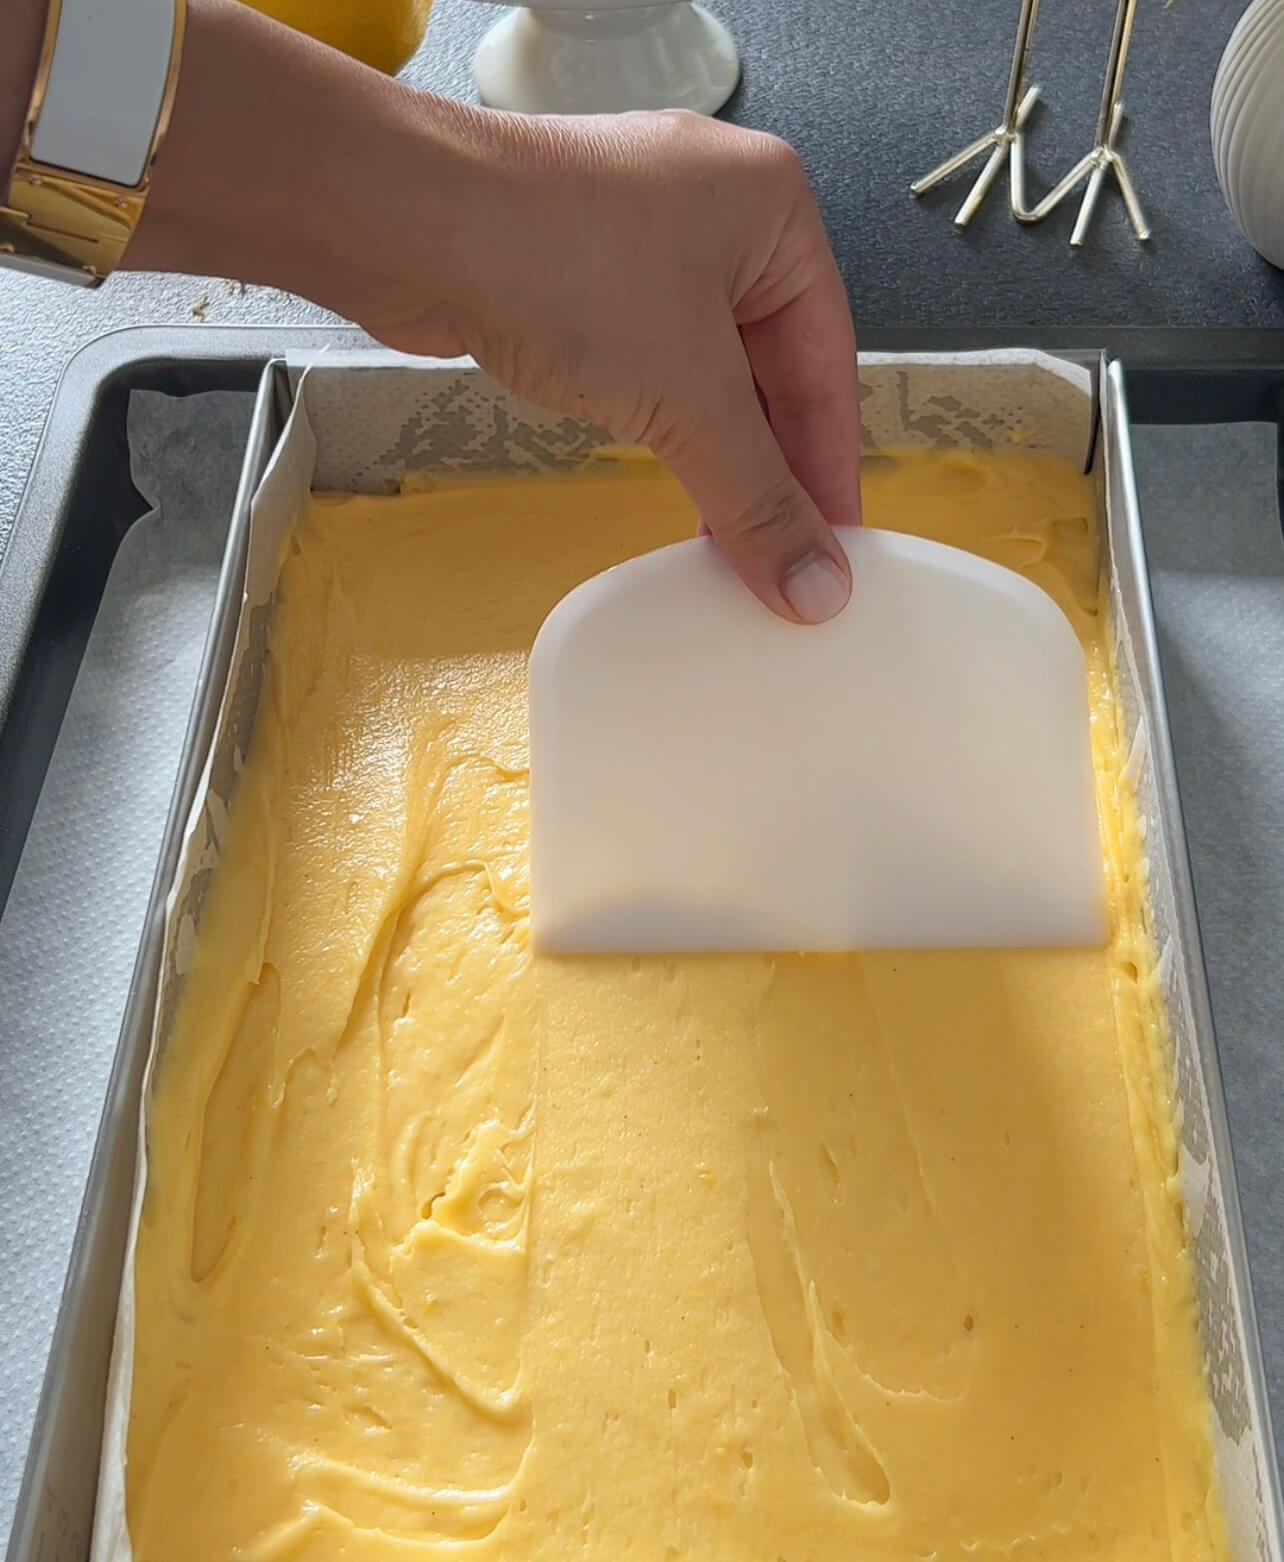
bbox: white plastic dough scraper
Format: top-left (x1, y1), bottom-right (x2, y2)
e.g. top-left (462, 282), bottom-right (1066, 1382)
top-left (528, 529), bottom-right (1107, 954)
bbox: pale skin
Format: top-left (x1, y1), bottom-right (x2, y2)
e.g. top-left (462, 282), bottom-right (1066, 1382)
top-left (2, 0), bottom-right (863, 622)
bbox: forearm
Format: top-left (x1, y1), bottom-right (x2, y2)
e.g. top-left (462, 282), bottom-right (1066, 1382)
top-left (1, 0), bottom-right (47, 182)
top-left (123, 0), bottom-right (496, 312)
top-left (2, 0), bottom-right (508, 318)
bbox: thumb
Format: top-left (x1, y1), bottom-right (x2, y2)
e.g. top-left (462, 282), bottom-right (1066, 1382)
top-left (658, 358), bottom-right (852, 625)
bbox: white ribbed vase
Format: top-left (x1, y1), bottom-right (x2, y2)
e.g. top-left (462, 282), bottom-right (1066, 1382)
top-left (1212, 0), bottom-right (1284, 268)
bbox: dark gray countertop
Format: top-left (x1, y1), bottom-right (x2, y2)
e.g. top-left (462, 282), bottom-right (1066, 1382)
top-left (1, 0), bottom-right (1281, 553)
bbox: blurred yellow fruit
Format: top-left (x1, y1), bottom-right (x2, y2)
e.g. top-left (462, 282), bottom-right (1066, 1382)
top-left (239, 0), bottom-right (433, 73)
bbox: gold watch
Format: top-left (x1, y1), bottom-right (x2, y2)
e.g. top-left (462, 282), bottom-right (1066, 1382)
top-left (0, 0), bottom-right (186, 287)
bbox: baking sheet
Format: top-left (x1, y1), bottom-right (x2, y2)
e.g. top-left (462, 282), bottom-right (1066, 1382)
top-left (3, 376), bottom-right (1283, 1559)
top-left (0, 390), bottom-right (254, 1550)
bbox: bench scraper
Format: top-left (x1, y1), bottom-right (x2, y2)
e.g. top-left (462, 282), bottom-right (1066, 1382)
top-left (528, 528), bottom-right (1106, 953)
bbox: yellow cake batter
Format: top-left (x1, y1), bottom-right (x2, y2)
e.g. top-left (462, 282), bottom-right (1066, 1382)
top-left (124, 448), bottom-right (1229, 1562)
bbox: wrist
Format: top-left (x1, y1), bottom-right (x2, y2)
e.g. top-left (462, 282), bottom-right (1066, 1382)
top-left (123, 0), bottom-right (472, 315)
top-left (124, 0), bottom-right (385, 292)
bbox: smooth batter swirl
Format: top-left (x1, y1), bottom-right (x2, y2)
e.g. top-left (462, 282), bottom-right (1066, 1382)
top-left (125, 450), bottom-right (1229, 1562)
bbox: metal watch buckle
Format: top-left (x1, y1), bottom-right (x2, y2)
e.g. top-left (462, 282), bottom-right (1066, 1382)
top-left (0, 0), bottom-right (186, 286)
top-left (0, 168), bottom-right (146, 286)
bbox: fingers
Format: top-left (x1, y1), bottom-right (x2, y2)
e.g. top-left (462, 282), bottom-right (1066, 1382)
top-left (739, 249), bottom-right (863, 532)
top-left (657, 341), bottom-right (852, 624)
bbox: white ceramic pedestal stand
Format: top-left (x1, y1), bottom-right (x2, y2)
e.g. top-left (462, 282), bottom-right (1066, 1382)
top-left (467, 0), bottom-right (740, 116)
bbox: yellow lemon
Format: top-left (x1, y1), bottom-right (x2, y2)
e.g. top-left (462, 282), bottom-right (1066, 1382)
top-left (240, 0), bottom-right (434, 73)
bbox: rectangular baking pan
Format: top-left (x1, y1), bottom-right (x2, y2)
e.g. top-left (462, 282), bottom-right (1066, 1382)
top-left (4, 330), bottom-right (1284, 1562)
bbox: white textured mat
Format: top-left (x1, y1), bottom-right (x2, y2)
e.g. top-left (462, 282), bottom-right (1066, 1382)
top-left (0, 391), bottom-right (252, 1544)
top-left (1129, 422), bottom-right (1284, 1472)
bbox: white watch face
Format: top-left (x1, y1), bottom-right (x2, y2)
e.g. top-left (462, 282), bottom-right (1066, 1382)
top-left (0, 250), bottom-right (96, 287)
top-left (29, 0), bottom-right (178, 188)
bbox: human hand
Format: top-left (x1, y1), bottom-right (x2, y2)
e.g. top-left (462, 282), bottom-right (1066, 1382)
top-left (123, 2), bottom-right (861, 621)
top-left (365, 108), bottom-right (862, 623)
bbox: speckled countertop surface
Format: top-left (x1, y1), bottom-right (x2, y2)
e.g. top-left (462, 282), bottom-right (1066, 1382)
top-left (2, 0), bottom-right (1282, 551)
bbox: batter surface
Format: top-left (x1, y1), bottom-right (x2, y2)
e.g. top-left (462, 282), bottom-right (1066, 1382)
top-left (125, 448), bottom-right (1229, 1562)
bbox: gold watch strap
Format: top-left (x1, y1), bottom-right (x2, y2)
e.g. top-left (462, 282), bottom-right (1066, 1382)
top-left (0, 0), bottom-right (187, 286)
